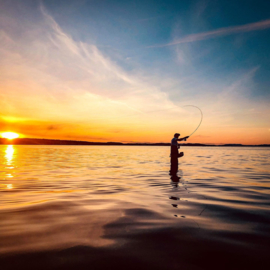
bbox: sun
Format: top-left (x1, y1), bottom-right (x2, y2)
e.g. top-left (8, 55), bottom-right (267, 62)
top-left (1, 132), bottom-right (19, 140)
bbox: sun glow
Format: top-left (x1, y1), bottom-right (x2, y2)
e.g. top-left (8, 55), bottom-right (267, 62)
top-left (1, 132), bottom-right (19, 140)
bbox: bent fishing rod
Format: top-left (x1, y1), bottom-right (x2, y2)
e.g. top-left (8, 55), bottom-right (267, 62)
top-left (182, 105), bottom-right (203, 137)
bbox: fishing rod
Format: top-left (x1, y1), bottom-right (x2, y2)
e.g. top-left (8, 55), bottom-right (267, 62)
top-left (182, 105), bottom-right (203, 137)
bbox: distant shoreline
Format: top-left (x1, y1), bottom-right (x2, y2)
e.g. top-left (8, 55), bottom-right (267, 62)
top-left (0, 138), bottom-right (269, 147)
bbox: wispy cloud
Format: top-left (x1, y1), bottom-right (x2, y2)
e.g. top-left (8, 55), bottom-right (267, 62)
top-left (149, 19), bottom-right (270, 47)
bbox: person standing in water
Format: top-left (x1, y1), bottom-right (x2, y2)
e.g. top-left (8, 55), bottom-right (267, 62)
top-left (170, 133), bottom-right (189, 176)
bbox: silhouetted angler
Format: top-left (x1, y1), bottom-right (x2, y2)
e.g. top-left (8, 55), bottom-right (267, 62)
top-left (170, 133), bottom-right (189, 176)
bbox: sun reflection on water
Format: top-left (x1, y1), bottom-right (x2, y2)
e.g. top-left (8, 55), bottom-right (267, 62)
top-left (6, 184), bottom-right (13, 189)
top-left (4, 145), bottom-right (15, 189)
top-left (5, 145), bottom-right (14, 165)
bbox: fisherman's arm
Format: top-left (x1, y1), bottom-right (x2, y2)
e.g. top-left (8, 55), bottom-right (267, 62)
top-left (177, 136), bottom-right (189, 141)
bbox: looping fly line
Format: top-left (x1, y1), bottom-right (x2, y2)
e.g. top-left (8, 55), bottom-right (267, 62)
top-left (182, 105), bottom-right (203, 137)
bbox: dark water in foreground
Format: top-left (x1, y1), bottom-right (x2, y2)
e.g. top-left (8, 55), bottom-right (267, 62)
top-left (0, 145), bottom-right (270, 270)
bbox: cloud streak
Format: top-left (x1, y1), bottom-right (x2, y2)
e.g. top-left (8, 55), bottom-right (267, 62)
top-left (149, 19), bottom-right (270, 47)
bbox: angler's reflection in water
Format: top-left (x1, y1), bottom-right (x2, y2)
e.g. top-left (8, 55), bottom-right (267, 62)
top-left (169, 193), bottom-right (180, 217)
top-left (169, 175), bottom-right (180, 215)
top-left (170, 175), bottom-right (180, 188)
top-left (169, 172), bottom-right (190, 217)
top-left (169, 196), bottom-right (180, 201)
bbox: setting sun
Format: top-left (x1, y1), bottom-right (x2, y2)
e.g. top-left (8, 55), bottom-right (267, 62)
top-left (1, 132), bottom-right (19, 140)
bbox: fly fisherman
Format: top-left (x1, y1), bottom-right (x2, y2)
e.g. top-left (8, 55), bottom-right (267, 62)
top-left (170, 133), bottom-right (189, 176)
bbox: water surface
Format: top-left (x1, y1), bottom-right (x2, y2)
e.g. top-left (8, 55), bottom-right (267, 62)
top-left (0, 145), bottom-right (270, 269)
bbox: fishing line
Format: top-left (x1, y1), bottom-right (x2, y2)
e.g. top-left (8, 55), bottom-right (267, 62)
top-left (182, 105), bottom-right (203, 137)
top-left (139, 104), bottom-right (203, 137)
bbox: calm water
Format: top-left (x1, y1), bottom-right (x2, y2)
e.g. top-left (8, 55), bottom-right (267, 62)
top-left (0, 145), bottom-right (270, 270)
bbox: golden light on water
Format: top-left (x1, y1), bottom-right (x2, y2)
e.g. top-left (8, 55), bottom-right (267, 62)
top-left (1, 132), bottom-right (19, 140)
top-left (5, 145), bottom-right (15, 165)
top-left (4, 146), bottom-right (15, 190)
top-left (6, 184), bottom-right (13, 189)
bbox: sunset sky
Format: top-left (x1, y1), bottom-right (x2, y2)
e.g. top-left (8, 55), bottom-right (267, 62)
top-left (0, 0), bottom-right (269, 144)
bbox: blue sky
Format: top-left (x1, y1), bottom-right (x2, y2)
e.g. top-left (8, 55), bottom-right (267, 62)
top-left (40, 0), bottom-right (270, 103)
top-left (0, 0), bottom-right (269, 143)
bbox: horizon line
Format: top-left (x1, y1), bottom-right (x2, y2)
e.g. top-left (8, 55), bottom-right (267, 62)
top-left (0, 137), bottom-right (269, 146)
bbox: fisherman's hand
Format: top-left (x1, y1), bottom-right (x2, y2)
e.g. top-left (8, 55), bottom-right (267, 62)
top-left (184, 136), bottom-right (189, 141)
